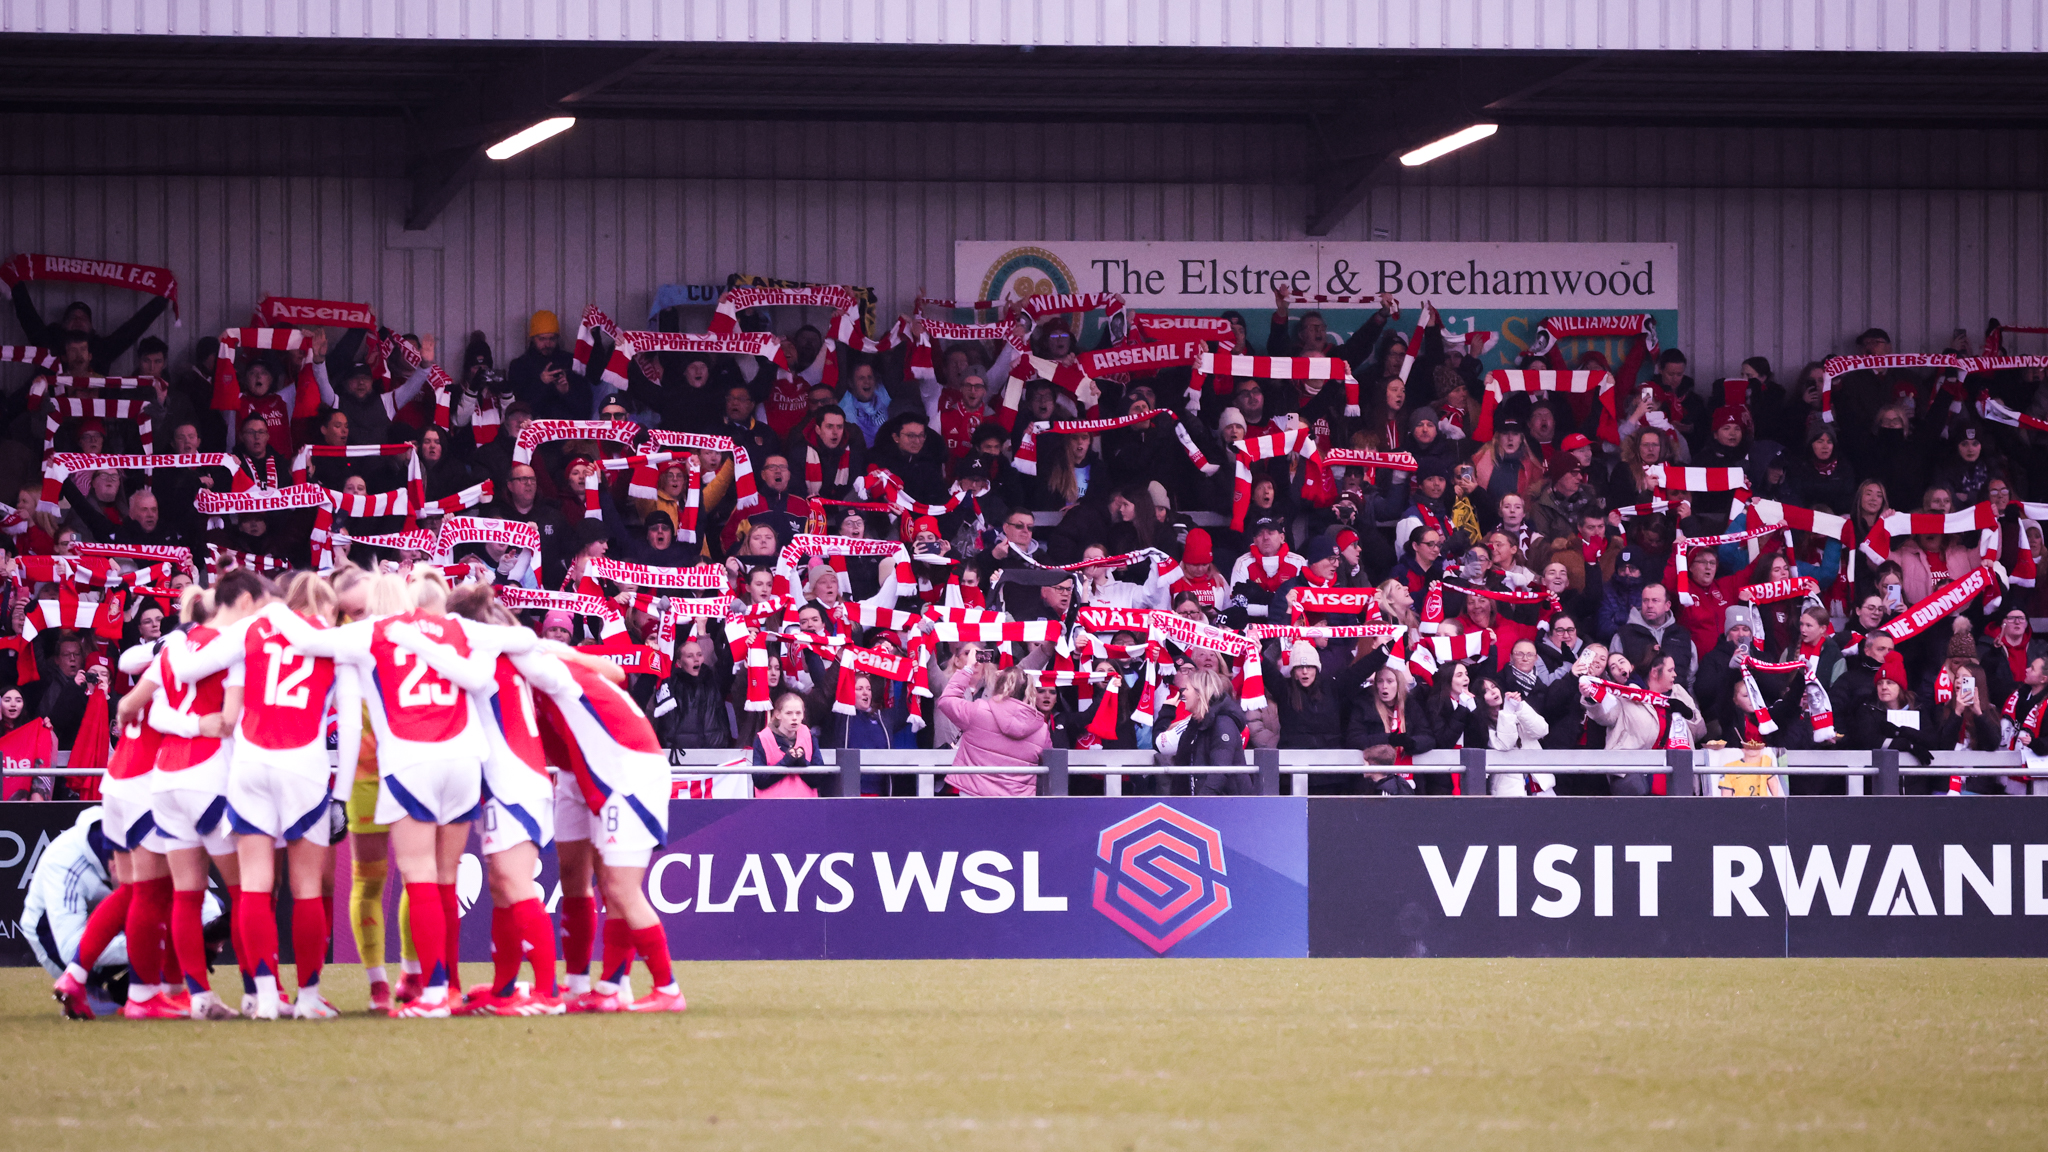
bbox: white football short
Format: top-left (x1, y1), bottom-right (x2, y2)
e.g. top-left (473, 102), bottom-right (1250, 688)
top-left (97, 773), bottom-right (156, 852)
top-left (374, 757), bottom-right (485, 827)
top-left (591, 761), bottom-right (670, 869)
top-left (144, 786), bottom-right (235, 856)
top-left (480, 794), bottom-right (554, 855)
top-left (552, 772), bottom-right (594, 845)
top-left (225, 756), bottom-right (334, 845)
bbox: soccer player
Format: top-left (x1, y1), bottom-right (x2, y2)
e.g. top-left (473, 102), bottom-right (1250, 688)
top-left (178, 572), bottom-right (353, 1019)
top-left (265, 569), bottom-right (486, 1017)
top-left (329, 567), bottom-right (413, 1012)
top-left (53, 637), bottom-right (175, 1019)
top-left (431, 585), bottom-right (564, 1016)
top-left (387, 611), bottom-right (686, 1013)
top-left (121, 576), bottom-right (267, 1020)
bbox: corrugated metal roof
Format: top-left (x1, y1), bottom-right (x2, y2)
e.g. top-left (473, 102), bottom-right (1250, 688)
top-left (2, 0), bottom-right (2040, 52)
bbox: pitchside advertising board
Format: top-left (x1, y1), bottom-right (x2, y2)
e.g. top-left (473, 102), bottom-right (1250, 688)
top-left (8, 799), bottom-right (2048, 965)
top-left (953, 241), bottom-right (1680, 374)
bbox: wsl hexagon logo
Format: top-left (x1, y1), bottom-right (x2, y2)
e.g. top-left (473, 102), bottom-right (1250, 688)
top-left (1092, 803), bottom-right (1232, 954)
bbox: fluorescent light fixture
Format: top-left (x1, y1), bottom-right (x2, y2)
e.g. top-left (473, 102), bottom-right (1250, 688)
top-left (485, 117), bottom-right (576, 160)
top-left (1398, 123), bottom-right (1498, 166)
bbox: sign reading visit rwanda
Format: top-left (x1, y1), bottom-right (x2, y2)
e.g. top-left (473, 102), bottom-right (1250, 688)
top-left (649, 799), bottom-right (1307, 959)
top-left (954, 241), bottom-right (1678, 377)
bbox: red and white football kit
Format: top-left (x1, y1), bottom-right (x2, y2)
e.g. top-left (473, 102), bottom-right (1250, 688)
top-left (99, 641), bottom-right (169, 851)
top-left (145, 626), bottom-right (237, 856)
top-left (227, 606), bottom-right (349, 844)
top-left (273, 608), bottom-right (490, 826)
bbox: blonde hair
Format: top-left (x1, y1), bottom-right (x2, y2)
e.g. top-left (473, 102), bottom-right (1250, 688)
top-left (284, 572), bottom-right (337, 621)
top-left (328, 564), bottom-right (373, 601)
top-left (408, 566), bottom-right (450, 612)
top-left (179, 586), bottom-right (213, 625)
top-left (1176, 668), bottom-right (1231, 722)
top-left (989, 665), bottom-right (1034, 703)
top-left (362, 573), bottom-right (413, 618)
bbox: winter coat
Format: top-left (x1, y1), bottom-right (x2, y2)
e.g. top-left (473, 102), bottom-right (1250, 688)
top-left (1181, 699), bottom-right (1251, 796)
top-left (653, 666), bottom-right (731, 749)
top-left (939, 671), bottom-right (1051, 798)
top-left (1610, 607), bottom-right (1698, 692)
top-left (1487, 698), bottom-right (1553, 795)
top-left (1271, 667), bottom-right (1344, 749)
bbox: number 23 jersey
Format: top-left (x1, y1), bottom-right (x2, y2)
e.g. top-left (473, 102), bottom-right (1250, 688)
top-left (359, 610), bottom-right (487, 771)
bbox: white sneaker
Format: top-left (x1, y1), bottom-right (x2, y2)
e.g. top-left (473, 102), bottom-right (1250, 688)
top-left (240, 992), bottom-right (258, 1019)
top-left (252, 994), bottom-right (281, 1021)
top-left (190, 990), bottom-right (238, 1021)
top-left (293, 994), bottom-right (341, 1020)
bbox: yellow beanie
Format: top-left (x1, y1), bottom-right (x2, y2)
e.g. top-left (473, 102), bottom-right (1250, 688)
top-left (528, 309), bottom-right (560, 337)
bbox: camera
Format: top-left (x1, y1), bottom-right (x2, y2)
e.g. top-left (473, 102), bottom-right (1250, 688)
top-left (975, 649), bottom-right (998, 663)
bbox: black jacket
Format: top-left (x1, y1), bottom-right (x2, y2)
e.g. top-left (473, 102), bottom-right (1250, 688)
top-left (1181, 699), bottom-right (1250, 796)
top-left (653, 665), bottom-right (731, 750)
top-left (1270, 667), bottom-right (1344, 749)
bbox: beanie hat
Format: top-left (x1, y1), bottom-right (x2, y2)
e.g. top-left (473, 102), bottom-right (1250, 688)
top-left (1218, 407), bottom-right (1247, 431)
top-left (1724, 605), bottom-right (1760, 635)
top-left (1183, 528), bottom-right (1214, 567)
top-left (1147, 480), bottom-right (1171, 513)
top-left (528, 310), bottom-right (560, 338)
top-left (1878, 650), bottom-right (1908, 691)
top-left (1409, 405), bottom-right (1441, 430)
top-left (541, 610), bottom-right (573, 634)
top-left (911, 515), bottom-right (942, 540)
top-left (1712, 405), bottom-right (1745, 431)
top-left (1304, 534), bottom-right (1337, 565)
top-left (1335, 528), bottom-right (1359, 553)
top-left (1288, 640), bottom-right (1321, 670)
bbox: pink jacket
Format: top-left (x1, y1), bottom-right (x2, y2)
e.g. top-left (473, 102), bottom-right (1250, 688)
top-left (938, 671), bottom-right (1051, 798)
top-left (1894, 539), bottom-right (1980, 604)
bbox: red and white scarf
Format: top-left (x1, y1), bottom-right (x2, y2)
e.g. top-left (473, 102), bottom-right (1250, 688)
top-left (1646, 464), bottom-right (1747, 497)
top-left (1740, 577), bottom-right (1819, 605)
top-left (1230, 425), bottom-right (1320, 531)
top-left (1880, 565), bottom-right (1997, 642)
top-left (2, 252), bottom-right (178, 321)
top-left (647, 430), bottom-right (761, 515)
top-left (512, 418), bottom-right (641, 465)
top-left (43, 397), bottom-right (152, 456)
top-left (209, 327), bottom-right (314, 411)
top-left (1012, 410), bottom-right (1162, 475)
top-left (1476, 369), bottom-right (1619, 443)
top-left (1407, 630), bottom-right (1495, 685)
top-left (20, 591), bottom-right (126, 642)
top-left (1527, 315), bottom-right (1656, 413)
top-left (1859, 503), bottom-right (1996, 566)
top-left (495, 586), bottom-right (627, 640)
top-left (585, 557), bottom-right (730, 592)
top-left (41, 452), bottom-right (246, 514)
top-left (1191, 352), bottom-right (1360, 416)
top-left (571, 306), bottom-right (633, 390)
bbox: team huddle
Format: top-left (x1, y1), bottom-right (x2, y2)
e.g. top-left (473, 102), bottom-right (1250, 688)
top-left (49, 564), bottom-right (684, 1020)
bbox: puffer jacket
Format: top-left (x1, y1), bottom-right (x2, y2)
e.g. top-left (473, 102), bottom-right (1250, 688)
top-left (1181, 699), bottom-right (1251, 796)
top-left (939, 671), bottom-right (1052, 798)
top-left (653, 666), bottom-right (731, 749)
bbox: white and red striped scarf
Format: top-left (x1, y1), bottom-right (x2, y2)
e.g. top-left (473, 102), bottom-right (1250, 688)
top-left (616, 328), bottom-right (787, 366)
top-left (1, 344), bottom-right (59, 374)
top-left (1860, 503), bottom-right (1997, 565)
top-left (585, 558), bottom-right (730, 592)
top-left (571, 306), bottom-right (633, 390)
top-left (494, 585), bottom-right (628, 640)
top-left (435, 516), bottom-right (538, 558)
top-left (20, 591), bottom-right (126, 642)
top-left (1646, 464), bottom-right (1747, 495)
top-left (362, 328), bottom-right (458, 426)
top-left (1192, 352), bottom-right (1360, 416)
top-left (1251, 622), bottom-right (1404, 642)
top-left (831, 643), bottom-right (918, 715)
top-left (1012, 410), bottom-right (1162, 475)
top-left (41, 452), bottom-right (246, 514)
top-left (512, 418), bottom-right (641, 465)
top-left (647, 430), bottom-right (760, 515)
top-left (197, 483), bottom-right (328, 517)
top-left (1476, 369), bottom-right (1619, 443)
top-left (1981, 396), bottom-right (2048, 436)
top-left (1289, 587), bottom-right (1376, 619)
top-left (1407, 630), bottom-right (1496, 685)
top-left (209, 327), bottom-right (310, 410)
top-left (203, 544), bottom-right (290, 583)
top-left (44, 397), bottom-right (152, 456)
top-left (290, 442), bottom-right (417, 484)
top-left (1229, 425), bottom-right (1319, 531)
top-left (74, 541), bottom-right (195, 576)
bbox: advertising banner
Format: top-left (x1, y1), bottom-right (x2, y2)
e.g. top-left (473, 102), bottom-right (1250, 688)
top-left (648, 798), bottom-right (1308, 959)
top-left (0, 802), bottom-right (95, 967)
top-left (954, 240), bottom-right (1679, 378)
top-left (1310, 798), bottom-right (2048, 958)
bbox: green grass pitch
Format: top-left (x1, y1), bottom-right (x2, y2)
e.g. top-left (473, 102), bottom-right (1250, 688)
top-left (4, 959), bottom-right (2044, 1150)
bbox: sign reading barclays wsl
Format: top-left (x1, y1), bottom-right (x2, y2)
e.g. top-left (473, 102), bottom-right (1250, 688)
top-left (648, 798), bottom-right (1308, 960)
top-left (955, 242), bottom-right (1677, 312)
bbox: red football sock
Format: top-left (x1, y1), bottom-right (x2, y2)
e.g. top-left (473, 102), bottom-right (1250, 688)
top-left (292, 897), bottom-right (327, 990)
top-left (600, 918), bottom-right (632, 986)
top-left (490, 906), bottom-right (522, 995)
top-left (238, 890), bottom-right (279, 981)
top-left (226, 885), bottom-right (250, 989)
top-left (322, 893), bottom-right (334, 938)
top-left (438, 883), bottom-right (462, 987)
top-left (172, 890), bottom-right (211, 993)
top-left (156, 882), bottom-right (184, 988)
top-left (562, 895), bottom-right (596, 977)
top-left (124, 878), bottom-right (170, 988)
top-left (628, 924), bottom-right (673, 990)
top-left (512, 899), bottom-right (558, 997)
top-left (75, 884), bottom-right (133, 970)
top-left (403, 882), bottom-right (447, 990)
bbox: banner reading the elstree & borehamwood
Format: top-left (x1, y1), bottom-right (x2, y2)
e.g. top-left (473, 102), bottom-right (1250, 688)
top-left (954, 241), bottom-right (1679, 376)
top-left (648, 798), bottom-right (1307, 960)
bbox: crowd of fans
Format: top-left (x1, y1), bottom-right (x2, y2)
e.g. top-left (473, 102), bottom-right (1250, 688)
top-left (4, 271), bottom-right (2047, 800)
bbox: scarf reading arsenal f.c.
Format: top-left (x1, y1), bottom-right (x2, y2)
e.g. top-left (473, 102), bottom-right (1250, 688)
top-left (2, 253), bottom-right (179, 321)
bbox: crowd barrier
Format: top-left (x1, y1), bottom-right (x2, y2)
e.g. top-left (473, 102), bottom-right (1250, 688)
top-left (5, 747), bottom-right (2034, 798)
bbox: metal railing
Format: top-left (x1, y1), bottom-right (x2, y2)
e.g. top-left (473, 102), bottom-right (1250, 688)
top-left (10, 747), bottom-right (2034, 799)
